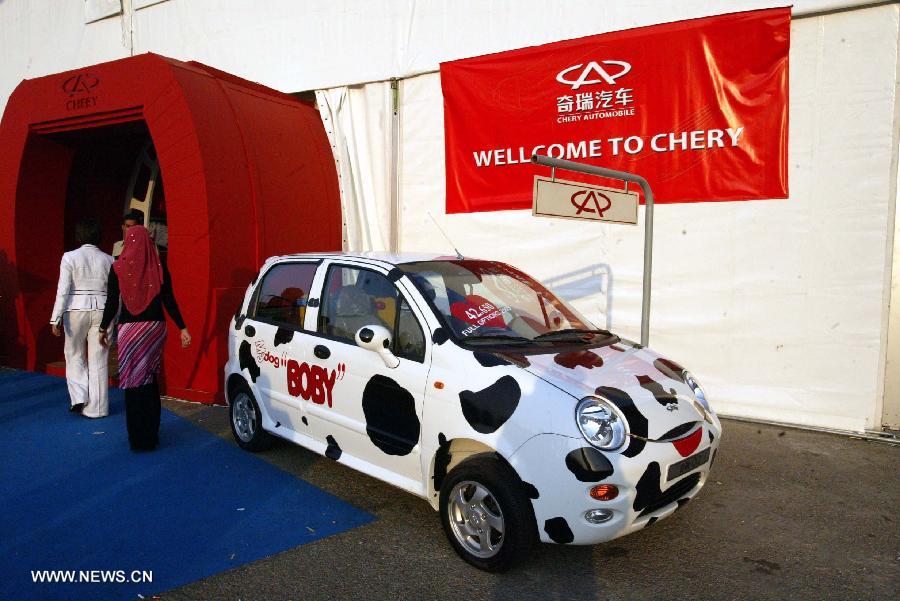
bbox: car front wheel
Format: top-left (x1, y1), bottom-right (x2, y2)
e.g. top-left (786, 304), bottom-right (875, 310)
top-left (229, 386), bottom-right (272, 452)
top-left (439, 455), bottom-right (536, 572)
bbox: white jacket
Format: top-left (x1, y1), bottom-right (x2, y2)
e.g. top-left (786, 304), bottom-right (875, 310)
top-left (50, 244), bottom-right (114, 324)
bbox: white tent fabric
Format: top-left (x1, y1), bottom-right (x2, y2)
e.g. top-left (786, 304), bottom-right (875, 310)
top-left (1, 1), bottom-right (882, 120)
top-left (316, 84), bottom-right (395, 252)
top-left (0, 0), bottom-right (897, 431)
top-left (317, 5), bottom-right (900, 432)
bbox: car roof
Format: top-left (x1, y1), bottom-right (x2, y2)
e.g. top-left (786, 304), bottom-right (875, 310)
top-left (261, 251), bottom-right (472, 269)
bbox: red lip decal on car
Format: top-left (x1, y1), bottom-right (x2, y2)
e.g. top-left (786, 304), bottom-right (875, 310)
top-left (672, 428), bottom-right (702, 457)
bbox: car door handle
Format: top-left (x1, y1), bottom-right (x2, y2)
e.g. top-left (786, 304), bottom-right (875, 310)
top-left (314, 344), bottom-right (331, 359)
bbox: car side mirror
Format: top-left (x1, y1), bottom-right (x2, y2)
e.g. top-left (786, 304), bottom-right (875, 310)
top-left (355, 325), bottom-right (400, 369)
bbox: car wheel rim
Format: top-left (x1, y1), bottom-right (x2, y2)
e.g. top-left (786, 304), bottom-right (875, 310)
top-left (232, 392), bottom-right (256, 443)
top-left (447, 480), bottom-right (505, 559)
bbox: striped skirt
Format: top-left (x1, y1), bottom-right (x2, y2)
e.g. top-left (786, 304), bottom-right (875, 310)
top-left (117, 321), bottom-right (167, 389)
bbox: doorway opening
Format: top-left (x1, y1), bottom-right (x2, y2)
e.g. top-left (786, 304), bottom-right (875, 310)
top-left (43, 121), bottom-right (168, 374)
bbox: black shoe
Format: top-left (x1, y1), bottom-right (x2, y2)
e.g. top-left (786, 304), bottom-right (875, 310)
top-left (69, 403), bottom-right (85, 414)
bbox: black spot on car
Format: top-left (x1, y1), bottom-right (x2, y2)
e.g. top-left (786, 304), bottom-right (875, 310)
top-left (362, 375), bottom-right (421, 456)
top-left (302, 416), bottom-right (308, 426)
top-left (565, 447), bottom-right (614, 482)
top-left (275, 421), bottom-right (281, 428)
top-left (432, 327), bottom-right (449, 345)
top-left (633, 463), bottom-right (701, 517)
top-left (473, 351), bottom-right (511, 367)
top-left (654, 357), bottom-right (686, 382)
top-left (433, 433), bottom-right (451, 491)
top-left (238, 340), bottom-right (260, 383)
top-left (554, 351), bottom-right (603, 370)
top-left (636, 374), bottom-right (678, 408)
top-left (544, 517), bottom-right (574, 544)
top-left (708, 429), bottom-right (714, 443)
top-left (325, 435), bottom-right (342, 460)
top-left (274, 327), bottom-right (294, 347)
top-left (358, 327), bottom-right (374, 343)
top-left (521, 481), bottom-right (540, 499)
top-left (633, 462), bottom-right (663, 515)
top-left (645, 517), bottom-right (658, 528)
top-left (459, 376), bottom-right (521, 434)
top-left (244, 324), bottom-right (256, 337)
top-left (658, 422), bottom-right (698, 441)
top-left (595, 386), bottom-right (648, 458)
top-left (234, 313), bottom-right (246, 331)
top-left (387, 267), bottom-right (404, 282)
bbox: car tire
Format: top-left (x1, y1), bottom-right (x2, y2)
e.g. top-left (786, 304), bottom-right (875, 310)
top-left (439, 455), bottom-right (537, 572)
top-left (229, 385), bottom-right (272, 452)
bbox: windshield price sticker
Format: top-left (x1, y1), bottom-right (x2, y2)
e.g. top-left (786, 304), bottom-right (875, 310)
top-left (455, 300), bottom-right (514, 336)
top-left (532, 176), bottom-right (639, 225)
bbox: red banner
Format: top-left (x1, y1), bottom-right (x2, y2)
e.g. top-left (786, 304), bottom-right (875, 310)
top-left (440, 8), bottom-right (790, 213)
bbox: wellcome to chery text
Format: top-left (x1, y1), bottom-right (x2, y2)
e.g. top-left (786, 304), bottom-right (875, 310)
top-left (471, 127), bottom-right (744, 167)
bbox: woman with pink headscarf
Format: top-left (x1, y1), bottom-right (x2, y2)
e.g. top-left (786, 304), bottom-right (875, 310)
top-left (99, 225), bottom-right (191, 451)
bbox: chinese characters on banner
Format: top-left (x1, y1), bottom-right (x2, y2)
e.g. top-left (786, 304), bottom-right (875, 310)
top-left (440, 8), bottom-right (790, 213)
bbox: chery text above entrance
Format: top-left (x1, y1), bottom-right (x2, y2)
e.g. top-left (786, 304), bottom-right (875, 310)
top-left (0, 53), bottom-right (342, 403)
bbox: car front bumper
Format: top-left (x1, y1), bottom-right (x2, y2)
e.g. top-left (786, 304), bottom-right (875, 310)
top-left (508, 415), bottom-right (722, 545)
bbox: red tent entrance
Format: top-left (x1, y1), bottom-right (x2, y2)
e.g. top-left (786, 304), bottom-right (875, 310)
top-left (0, 54), bottom-right (342, 403)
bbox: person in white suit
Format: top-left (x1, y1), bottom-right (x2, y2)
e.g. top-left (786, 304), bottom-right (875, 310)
top-left (50, 219), bottom-right (114, 417)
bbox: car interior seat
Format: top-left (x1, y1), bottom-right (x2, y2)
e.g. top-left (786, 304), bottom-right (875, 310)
top-left (331, 286), bottom-right (385, 341)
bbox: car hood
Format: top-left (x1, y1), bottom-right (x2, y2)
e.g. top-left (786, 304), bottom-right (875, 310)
top-left (511, 343), bottom-right (707, 440)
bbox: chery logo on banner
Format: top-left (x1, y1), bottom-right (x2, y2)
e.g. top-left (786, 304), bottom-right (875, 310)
top-left (440, 7), bottom-right (790, 213)
top-left (556, 61), bottom-right (632, 89)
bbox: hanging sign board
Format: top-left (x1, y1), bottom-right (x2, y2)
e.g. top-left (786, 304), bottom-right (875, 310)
top-left (532, 176), bottom-right (638, 225)
top-left (441, 7), bottom-right (790, 214)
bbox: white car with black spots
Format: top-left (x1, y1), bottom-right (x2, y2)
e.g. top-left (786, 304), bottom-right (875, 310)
top-left (224, 252), bottom-right (722, 571)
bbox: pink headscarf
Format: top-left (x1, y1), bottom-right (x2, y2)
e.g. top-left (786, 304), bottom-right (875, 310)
top-left (113, 225), bottom-right (163, 315)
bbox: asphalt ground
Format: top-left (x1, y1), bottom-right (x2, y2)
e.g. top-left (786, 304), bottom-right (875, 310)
top-left (158, 399), bottom-right (899, 601)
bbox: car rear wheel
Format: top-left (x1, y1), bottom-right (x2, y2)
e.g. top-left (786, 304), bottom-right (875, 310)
top-left (440, 455), bottom-right (536, 572)
top-left (230, 386), bottom-right (272, 451)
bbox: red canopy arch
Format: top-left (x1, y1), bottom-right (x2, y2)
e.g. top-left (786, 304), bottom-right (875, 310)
top-left (0, 53), bottom-right (342, 403)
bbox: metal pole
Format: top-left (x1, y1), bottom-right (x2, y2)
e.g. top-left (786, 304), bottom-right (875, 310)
top-left (389, 78), bottom-right (401, 253)
top-left (530, 154), bottom-right (654, 346)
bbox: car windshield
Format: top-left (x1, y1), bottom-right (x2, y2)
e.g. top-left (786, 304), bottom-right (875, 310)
top-left (400, 260), bottom-right (603, 344)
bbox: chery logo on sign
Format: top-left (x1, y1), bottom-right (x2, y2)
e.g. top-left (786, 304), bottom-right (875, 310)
top-left (533, 177), bottom-right (638, 225)
top-left (556, 61), bottom-right (631, 90)
top-left (570, 190), bottom-right (612, 217)
top-left (61, 73), bottom-right (100, 112)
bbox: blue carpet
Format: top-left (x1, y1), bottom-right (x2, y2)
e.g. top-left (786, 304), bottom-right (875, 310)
top-left (0, 371), bottom-right (374, 600)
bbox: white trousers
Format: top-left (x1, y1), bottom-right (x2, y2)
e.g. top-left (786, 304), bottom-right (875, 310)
top-left (63, 310), bottom-right (109, 418)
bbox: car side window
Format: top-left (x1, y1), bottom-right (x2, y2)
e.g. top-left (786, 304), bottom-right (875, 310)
top-left (395, 296), bottom-right (425, 362)
top-left (251, 263), bottom-right (318, 329)
top-left (318, 265), bottom-right (426, 362)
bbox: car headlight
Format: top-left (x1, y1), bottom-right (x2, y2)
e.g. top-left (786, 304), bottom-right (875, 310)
top-left (683, 370), bottom-right (710, 411)
top-left (576, 397), bottom-right (628, 450)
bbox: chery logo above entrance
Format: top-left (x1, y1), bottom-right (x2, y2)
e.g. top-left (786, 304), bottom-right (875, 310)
top-left (555, 60), bottom-right (631, 90)
top-left (62, 73), bottom-right (100, 96)
top-left (61, 72), bottom-right (100, 112)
